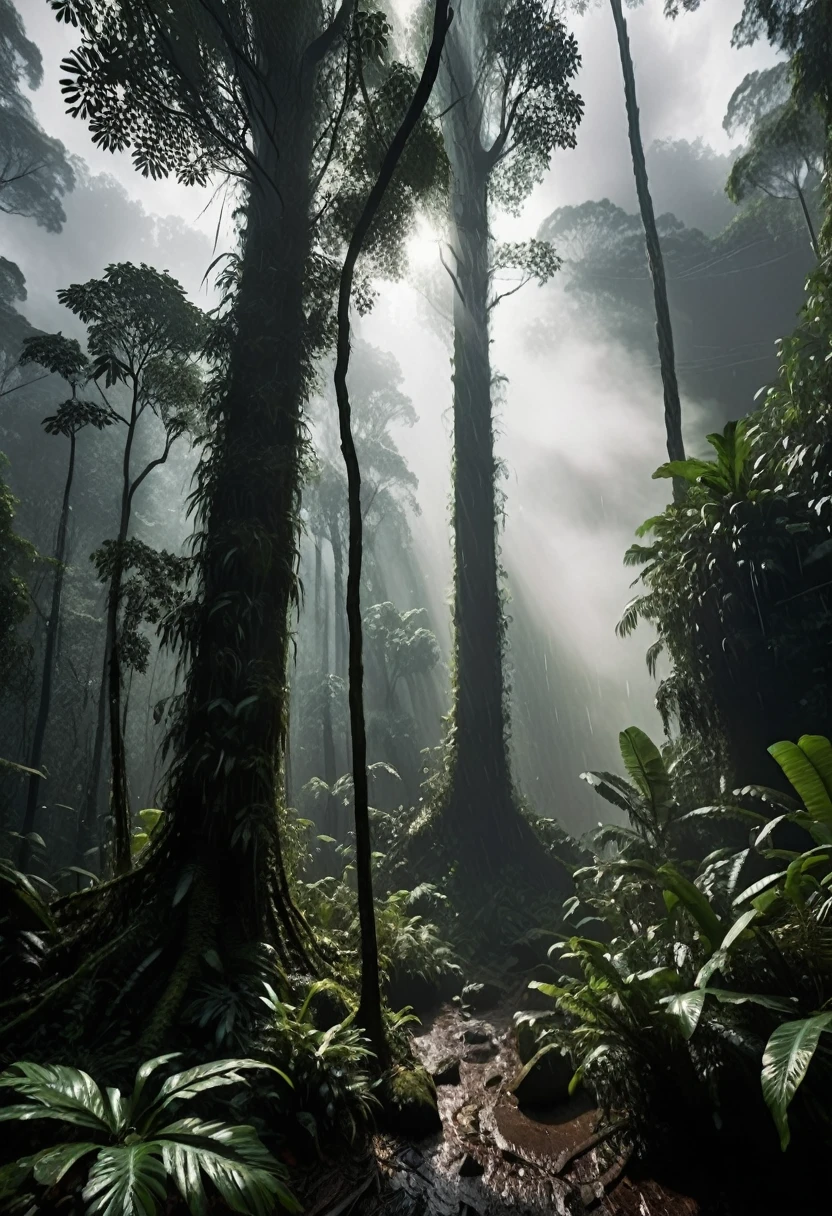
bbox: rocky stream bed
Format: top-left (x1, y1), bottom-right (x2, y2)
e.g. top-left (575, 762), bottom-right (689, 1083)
top-left (300, 984), bottom-right (718, 1216)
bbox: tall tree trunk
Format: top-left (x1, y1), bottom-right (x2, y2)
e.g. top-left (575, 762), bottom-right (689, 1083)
top-left (163, 12), bottom-right (323, 951)
top-left (609, 0), bottom-right (686, 497)
top-left (107, 390), bottom-right (138, 877)
top-left (19, 432), bottom-right (77, 872)
top-left (440, 54), bottom-right (522, 865)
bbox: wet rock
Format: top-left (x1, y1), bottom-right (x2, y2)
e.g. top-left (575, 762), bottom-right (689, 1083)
top-left (464, 1040), bottom-right (498, 1063)
top-left (508, 1044), bottom-right (575, 1108)
top-left (380, 1066), bottom-right (441, 1138)
top-left (461, 1022), bottom-right (492, 1045)
top-left (455, 1101), bottom-right (480, 1136)
top-left (461, 981), bottom-right (503, 1012)
top-left (457, 1153), bottom-right (485, 1178)
top-left (432, 1055), bottom-right (461, 1086)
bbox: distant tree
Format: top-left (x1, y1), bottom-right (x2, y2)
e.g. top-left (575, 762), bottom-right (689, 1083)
top-left (732, 0), bottom-right (832, 248)
top-left (727, 99), bottom-right (825, 256)
top-left (14, 334), bottom-right (112, 872)
top-left (0, 259), bottom-right (37, 389)
top-left (0, 453), bottom-right (36, 699)
top-left (723, 62), bottom-right (793, 136)
top-left (573, 0), bottom-right (693, 493)
top-left (0, 0), bottom-right (74, 230)
top-left (433, 0), bottom-right (581, 874)
top-left (58, 264), bottom-right (205, 876)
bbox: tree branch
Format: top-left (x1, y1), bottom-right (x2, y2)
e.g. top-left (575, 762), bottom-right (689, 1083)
top-left (306, 0), bottom-right (356, 68)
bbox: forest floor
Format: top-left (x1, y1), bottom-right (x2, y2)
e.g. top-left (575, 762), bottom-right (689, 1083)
top-left (304, 986), bottom-right (718, 1216)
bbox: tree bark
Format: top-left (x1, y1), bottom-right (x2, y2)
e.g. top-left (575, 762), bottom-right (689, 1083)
top-left (107, 409), bottom-right (136, 876)
top-left (439, 34), bottom-right (523, 865)
top-left (19, 432), bottom-right (77, 872)
top-left (163, 10), bottom-right (322, 950)
top-left (609, 0), bottom-right (686, 498)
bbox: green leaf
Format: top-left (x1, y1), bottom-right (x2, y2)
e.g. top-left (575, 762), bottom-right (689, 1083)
top-left (138, 809), bottom-right (163, 833)
top-left (158, 1118), bottom-right (300, 1214)
top-left (656, 864), bottom-right (725, 951)
top-left (768, 738), bottom-right (832, 824)
top-left (665, 990), bottom-right (706, 1039)
top-left (32, 1142), bottom-right (99, 1186)
top-left (153, 1060), bottom-right (288, 1119)
top-left (130, 1055), bottom-right (182, 1119)
top-left (680, 804), bottom-right (768, 827)
top-left (0, 1062), bottom-right (115, 1133)
top-left (131, 832), bottom-right (150, 856)
top-left (0, 861), bottom-right (57, 932)
top-left (618, 727), bottom-right (671, 815)
top-left (580, 771), bottom-right (635, 816)
top-left (720, 908), bottom-right (759, 951)
top-left (83, 1144), bottom-right (167, 1216)
top-left (761, 1013), bottom-right (832, 1150)
top-left (653, 458), bottom-right (715, 484)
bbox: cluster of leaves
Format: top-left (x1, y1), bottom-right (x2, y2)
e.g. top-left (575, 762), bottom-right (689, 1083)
top-left (92, 539), bottom-right (192, 675)
top-left (482, 0), bottom-right (584, 213)
top-left (621, 258), bottom-right (832, 783)
top-left (260, 979), bottom-right (377, 1144)
top-left (527, 727), bottom-right (832, 1153)
top-left (0, 1054), bottom-right (298, 1215)
top-left (0, 854), bottom-right (55, 979)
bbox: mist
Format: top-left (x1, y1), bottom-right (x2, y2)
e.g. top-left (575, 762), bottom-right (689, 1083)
top-left (0, 0), bottom-right (801, 841)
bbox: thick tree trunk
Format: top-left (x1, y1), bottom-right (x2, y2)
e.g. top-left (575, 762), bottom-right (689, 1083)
top-left (163, 17), bottom-right (320, 950)
top-left (0, 3), bottom-right (338, 1064)
top-left (609, 0), bottom-right (686, 497)
top-left (441, 68), bottom-right (521, 864)
top-left (19, 434), bottom-right (77, 872)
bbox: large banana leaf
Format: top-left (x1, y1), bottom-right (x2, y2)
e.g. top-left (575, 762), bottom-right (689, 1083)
top-left (83, 1144), bottom-right (167, 1216)
top-left (618, 728), bottom-right (672, 819)
top-left (580, 771), bottom-right (635, 816)
top-left (761, 1012), bottom-right (832, 1150)
top-left (656, 864), bottom-right (725, 951)
top-left (768, 737), bottom-right (832, 824)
